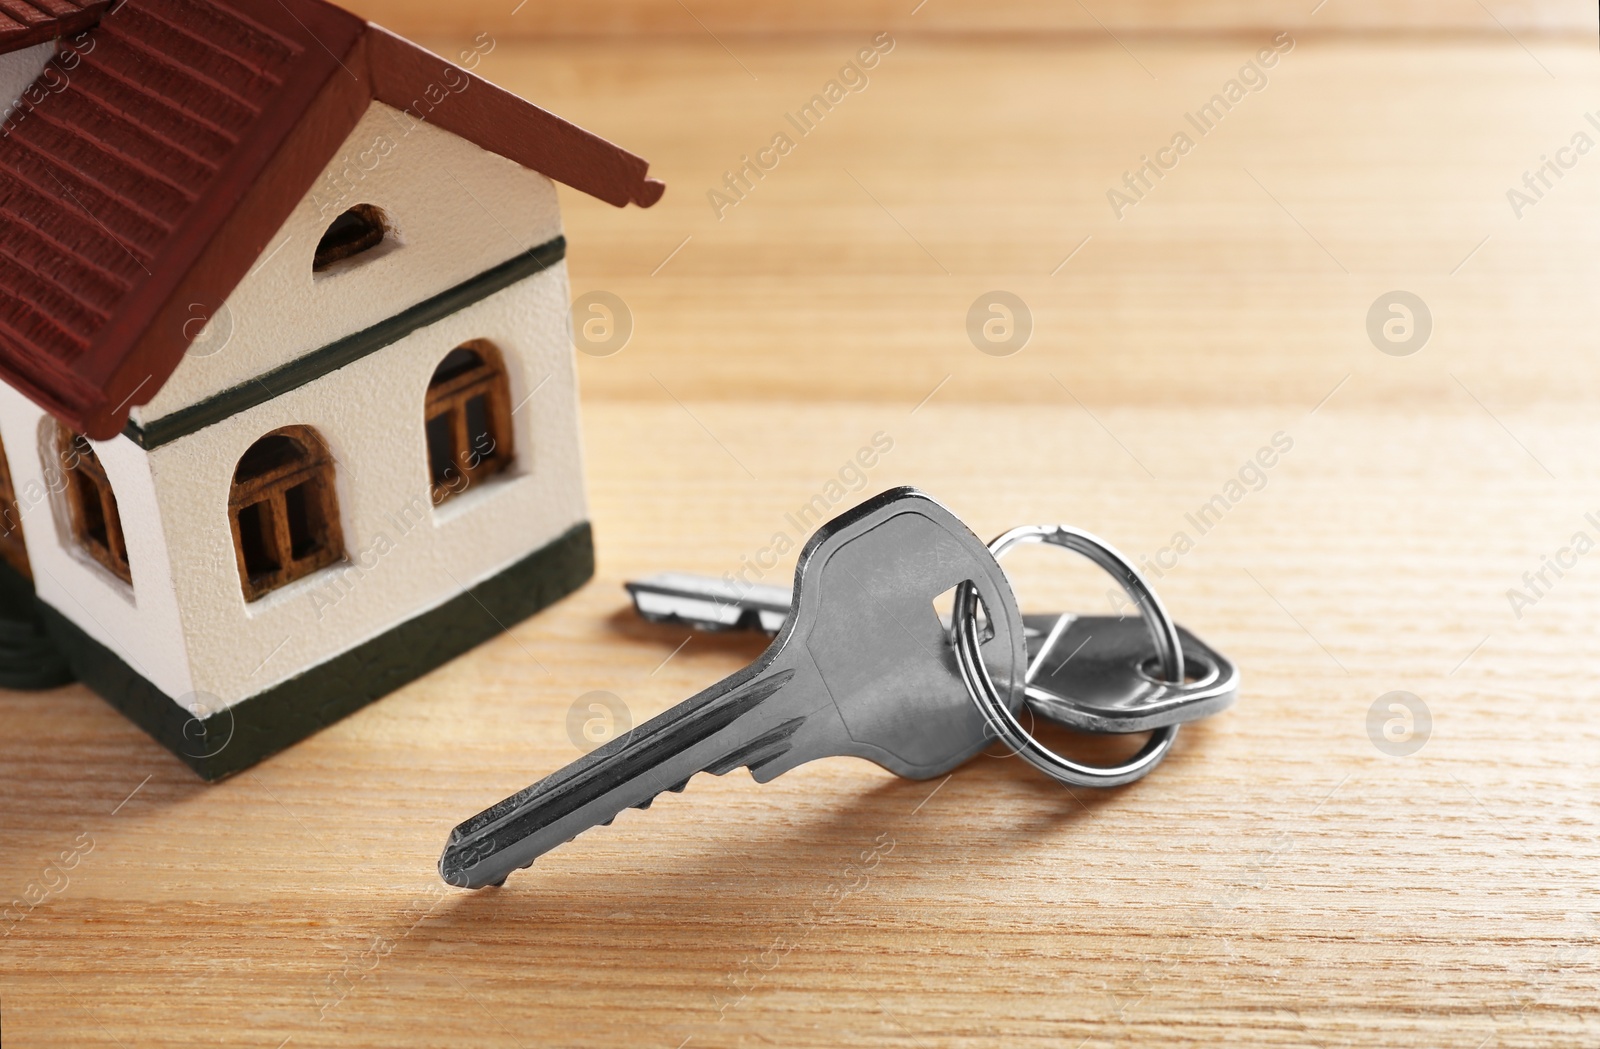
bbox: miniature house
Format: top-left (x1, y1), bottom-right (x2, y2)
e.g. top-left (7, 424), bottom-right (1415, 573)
top-left (0, 0), bottom-right (662, 778)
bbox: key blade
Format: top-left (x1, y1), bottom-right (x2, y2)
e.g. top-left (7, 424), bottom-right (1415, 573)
top-left (440, 668), bottom-right (798, 889)
top-left (626, 572), bottom-right (790, 633)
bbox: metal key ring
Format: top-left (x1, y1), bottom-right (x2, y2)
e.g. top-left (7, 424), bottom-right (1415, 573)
top-left (953, 525), bottom-right (1183, 788)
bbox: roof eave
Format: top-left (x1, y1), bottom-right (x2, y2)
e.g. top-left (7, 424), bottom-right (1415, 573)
top-left (365, 25), bottom-right (665, 210)
top-left (0, 1), bottom-right (109, 56)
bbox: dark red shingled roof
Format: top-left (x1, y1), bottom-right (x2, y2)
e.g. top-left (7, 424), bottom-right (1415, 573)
top-left (0, 0), bottom-right (663, 440)
top-left (0, 0), bottom-right (108, 52)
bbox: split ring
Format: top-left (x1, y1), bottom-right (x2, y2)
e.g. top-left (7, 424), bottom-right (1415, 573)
top-left (954, 525), bottom-right (1183, 788)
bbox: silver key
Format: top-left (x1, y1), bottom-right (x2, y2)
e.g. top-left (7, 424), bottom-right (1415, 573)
top-left (1017, 613), bottom-right (1237, 733)
top-left (626, 575), bottom-right (1239, 734)
top-left (628, 572), bottom-right (791, 633)
top-left (440, 487), bottom-right (1025, 889)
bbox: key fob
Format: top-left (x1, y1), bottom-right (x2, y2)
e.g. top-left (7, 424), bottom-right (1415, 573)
top-left (1022, 614), bottom-right (1238, 733)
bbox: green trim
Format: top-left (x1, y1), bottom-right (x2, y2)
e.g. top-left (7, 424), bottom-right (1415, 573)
top-left (123, 236), bottom-right (567, 451)
top-left (0, 556), bottom-right (34, 618)
top-left (0, 559), bottom-right (75, 691)
top-left (38, 521), bottom-right (594, 781)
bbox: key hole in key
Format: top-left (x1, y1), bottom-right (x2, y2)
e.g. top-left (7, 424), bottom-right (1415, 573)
top-left (933, 583), bottom-right (993, 642)
top-left (1138, 653), bottom-right (1218, 688)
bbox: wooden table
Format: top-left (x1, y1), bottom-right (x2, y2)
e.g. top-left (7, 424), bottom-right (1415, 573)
top-left (5, 30), bottom-right (1600, 1047)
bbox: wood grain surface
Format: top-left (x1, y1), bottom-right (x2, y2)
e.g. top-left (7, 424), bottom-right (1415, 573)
top-left (342, 0), bottom-right (1596, 43)
top-left (4, 33), bottom-right (1600, 1048)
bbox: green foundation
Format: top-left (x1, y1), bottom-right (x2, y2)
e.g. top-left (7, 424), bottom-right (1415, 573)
top-left (31, 521), bottom-right (593, 780)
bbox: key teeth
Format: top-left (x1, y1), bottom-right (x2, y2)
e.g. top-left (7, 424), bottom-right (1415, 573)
top-left (622, 759), bottom-right (770, 818)
top-left (445, 767), bottom-right (726, 887)
top-left (632, 781), bottom-right (688, 811)
top-left (445, 674), bottom-right (807, 887)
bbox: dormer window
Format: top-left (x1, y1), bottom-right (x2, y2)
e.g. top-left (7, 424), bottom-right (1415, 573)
top-left (313, 204), bottom-right (391, 273)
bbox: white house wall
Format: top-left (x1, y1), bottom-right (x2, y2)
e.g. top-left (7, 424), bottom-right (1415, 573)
top-left (0, 42), bottom-right (53, 122)
top-left (0, 383), bottom-right (195, 701)
top-left (133, 100), bottom-right (565, 423)
top-left (147, 264), bottom-right (586, 707)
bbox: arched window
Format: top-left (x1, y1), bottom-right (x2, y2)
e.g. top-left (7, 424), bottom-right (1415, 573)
top-left (57, 428), bottom-right (130, 584)
top-left (425, 340), bottom-right (514, 505)
top-left (313, 203), bottom-right (390, 273)
top-left (229, 427), bottom-right (343, 601)
top-left (0, 433), bottom-right (28, 579)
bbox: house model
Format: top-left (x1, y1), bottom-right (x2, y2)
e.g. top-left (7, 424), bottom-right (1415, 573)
top-left (0, 0), bottom-right (662, 779)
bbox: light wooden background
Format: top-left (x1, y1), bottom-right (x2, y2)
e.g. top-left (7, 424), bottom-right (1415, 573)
top-left (343, 0), bottom-right (1595, 40)
top-left (4, 18), bottom-right (1600, 1049)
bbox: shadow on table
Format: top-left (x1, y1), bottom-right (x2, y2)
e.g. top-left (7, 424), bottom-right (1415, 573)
top-left (403, 598), bottom-right (1218, 951)
top-left (412, 735), bottom-right (1177, 936)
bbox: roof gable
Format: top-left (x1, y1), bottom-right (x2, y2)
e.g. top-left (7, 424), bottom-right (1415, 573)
top-left (0, 0), bottom-right (662, 440)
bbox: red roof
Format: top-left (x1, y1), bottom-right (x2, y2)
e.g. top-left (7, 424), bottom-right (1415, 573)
top-left (0, 0), bottom-right (107, 51)
top-left (0, 0), bottom-right (663, 440)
